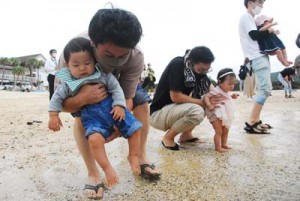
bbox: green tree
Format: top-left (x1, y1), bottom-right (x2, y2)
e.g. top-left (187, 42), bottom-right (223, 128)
top-left (26, 58), bottom-right (44, 89)
top-left (0, 57), bottom-right (10, 85)
top-left (12, 66), bottom-right (25, 89)
top-left (25, 57), bottom-right (36, 77)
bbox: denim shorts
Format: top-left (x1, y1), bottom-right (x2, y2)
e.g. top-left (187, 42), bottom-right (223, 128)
top-left (133, 84), bottom-right (152, 108)
top-left (252, 55), bottom-right (272, 105)
top-left (71, 84), bottom-right (151, 117)
top-left (81, 95), bottom-right (142, 139)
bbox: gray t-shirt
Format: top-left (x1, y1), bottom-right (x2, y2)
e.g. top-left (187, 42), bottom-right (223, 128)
top-left (49, 66), bottom-right (126, 112)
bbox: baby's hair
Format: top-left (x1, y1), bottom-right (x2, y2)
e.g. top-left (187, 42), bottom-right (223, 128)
top-left (217, 68), bottom-right (236, 84)
top-left (63, 37), bottom-right (95, 63)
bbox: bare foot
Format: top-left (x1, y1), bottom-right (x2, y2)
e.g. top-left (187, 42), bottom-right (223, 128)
top-left (222, 145), bottom-right (232, 149)
top-left (215, 147), bottom-right (228, 153)
top-left (128, 155), bottom-right (141, 175)
top-left (103, 167), bottom-right (119, 187)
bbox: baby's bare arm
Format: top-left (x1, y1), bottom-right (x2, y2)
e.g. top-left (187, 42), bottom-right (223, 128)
top-left (259, 22), bottom-right (278, 32)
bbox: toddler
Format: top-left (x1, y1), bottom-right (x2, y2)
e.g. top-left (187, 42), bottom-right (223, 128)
top-left (48, 37), bottom-right (142, 187)
top-left (255, 15), bottom-right (293, 67)
top-left (204, 68), bottom-right (238, 153)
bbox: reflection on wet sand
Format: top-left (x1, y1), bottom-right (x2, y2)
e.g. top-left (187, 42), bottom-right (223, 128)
top-left (0, 90), bottom-right (299, 200)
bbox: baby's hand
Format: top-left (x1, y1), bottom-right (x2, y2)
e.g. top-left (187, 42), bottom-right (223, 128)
top-left (48, 116), bottom-right (63, 132)
top-left (231, 93), bottom-right (239, 99)
top-left (111, 106), bottom-right (125, 122)
top-left (275, 30), bottom-right (280, 35)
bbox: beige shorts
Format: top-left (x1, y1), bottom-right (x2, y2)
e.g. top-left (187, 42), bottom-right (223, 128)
top-left (150, 103), bottom-right (205, 133)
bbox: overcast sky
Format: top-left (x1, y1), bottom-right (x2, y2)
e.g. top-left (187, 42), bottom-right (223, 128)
top-left (0, 0), bottom-right (299, 80)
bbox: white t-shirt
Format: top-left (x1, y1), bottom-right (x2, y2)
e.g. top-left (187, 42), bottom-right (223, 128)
top-left (44, 57), bottom-right (57, 75)
top-left (239, 12), bottom-right (264, 60)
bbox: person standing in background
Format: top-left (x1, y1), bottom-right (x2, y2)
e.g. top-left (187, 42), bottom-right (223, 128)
top-left (239, 0), bottom-right (272, 134)
top-left (277, 67), bottom-right (296, 98)
top-left (44, 49), bottom-right (58, 100)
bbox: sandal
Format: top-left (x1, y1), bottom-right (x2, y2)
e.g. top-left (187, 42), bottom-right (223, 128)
top-left (83, 183), bottom-right (106, 200)
top-left (244, 122), bottom-right (270, 134)
top-left (256, 120), bottom-right (273, 129)
top-left (140, 164), bottom-right (161, 180)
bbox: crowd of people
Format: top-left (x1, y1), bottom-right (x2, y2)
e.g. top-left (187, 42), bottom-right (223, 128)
top-left (45, 0), bottom-right (300, 199)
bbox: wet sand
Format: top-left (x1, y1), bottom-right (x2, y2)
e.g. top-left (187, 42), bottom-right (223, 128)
top-left (0, 90), bottom-right (299, 201)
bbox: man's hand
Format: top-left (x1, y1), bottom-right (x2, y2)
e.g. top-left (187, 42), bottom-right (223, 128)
top-left (207, 94), bottom-right (225, 107)
top-left (78, 83), bottom-right (108, 105)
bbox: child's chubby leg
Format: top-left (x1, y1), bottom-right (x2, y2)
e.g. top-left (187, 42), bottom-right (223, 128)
top-left (88, 133), bottom-right (119, 187)
top-left (127, 130), bottom-right (141, 175)
top-left (221, 126), bottom-right (231, 149)
top-left (276, 50), bottom-right (293, 67)
top-left (212, 120), bottom-right (228, 153)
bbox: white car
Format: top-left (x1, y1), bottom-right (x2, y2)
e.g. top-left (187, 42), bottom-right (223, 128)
top-left (3, 83), bottom-right (14, 90)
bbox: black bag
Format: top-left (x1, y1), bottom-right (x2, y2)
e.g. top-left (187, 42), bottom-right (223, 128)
top-left (238, 65), bottom-right (248, 80)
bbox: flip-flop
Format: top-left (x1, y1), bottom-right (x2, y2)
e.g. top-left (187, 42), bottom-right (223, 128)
top-left (161, 141), bottom-right (179, 151)
top-left (140, 164), bottom-right (161, 180)
top-left (83, 183), bottom-right (106, 200)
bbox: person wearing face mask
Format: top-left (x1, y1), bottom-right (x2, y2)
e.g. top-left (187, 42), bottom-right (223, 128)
top-left (239, 0), bottom-right (273, 134)
top-left (44, 49), bottom-right (58, 100)
top-left (150, 46), bottom-right (222, 151)
top-left (57, 8), bottom-right (161, 200)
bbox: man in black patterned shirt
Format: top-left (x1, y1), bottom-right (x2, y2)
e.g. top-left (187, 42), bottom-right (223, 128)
top-left (150, 46), bottom-right (221, 151)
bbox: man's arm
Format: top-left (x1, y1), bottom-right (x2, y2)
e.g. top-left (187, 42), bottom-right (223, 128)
top-left (249, 30), bottom-right (270, 40)
top-left (170, 91), bottom-right (204, 106)
top-left (62, 83), bottom-right (107, 113)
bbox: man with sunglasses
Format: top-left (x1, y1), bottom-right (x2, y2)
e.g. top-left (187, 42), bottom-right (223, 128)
top-left (150, 46), bottom-right (220, 151)
top-left (239, 0), bottom-right (273, 134)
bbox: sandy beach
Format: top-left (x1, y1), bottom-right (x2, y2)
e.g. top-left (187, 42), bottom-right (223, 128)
top-left (0, 90), bottom-right (299, 201)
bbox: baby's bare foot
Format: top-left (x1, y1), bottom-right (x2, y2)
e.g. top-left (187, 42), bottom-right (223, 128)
top-left (222, 145), bottom-right (232, 149)
top-left (128, 155), bottom-right (141, 175)
top-left (215, 147), bottom-right (228, 153)
top-left (103, 168), bottom-right (119, 187)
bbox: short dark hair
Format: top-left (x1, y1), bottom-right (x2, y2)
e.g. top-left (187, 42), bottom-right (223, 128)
top-left (217, 68), bottom-right (236, 84)
top-left (63, 37), bottom-right (94, 63)
top-left (187, 46), bottom-right (215, 64)
top-left (49, 49), bottom-right (57, 54)
top-left (244, 0), bottom-right (266, 8)
top-left (88, 8), bottom-right (143, 48)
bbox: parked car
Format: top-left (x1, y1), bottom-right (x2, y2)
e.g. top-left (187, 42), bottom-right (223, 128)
top-left (3, 83), bottom-right (14, 91)
top-left (16, 82), bottom-right (32, 92)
